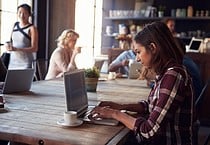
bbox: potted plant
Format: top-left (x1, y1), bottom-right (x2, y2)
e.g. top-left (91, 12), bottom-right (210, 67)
top-left (84, 67), bottom-right (100, 92)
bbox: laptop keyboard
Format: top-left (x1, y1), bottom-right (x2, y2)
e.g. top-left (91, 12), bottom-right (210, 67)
top-left (81, 106), bottom-right (119, 126)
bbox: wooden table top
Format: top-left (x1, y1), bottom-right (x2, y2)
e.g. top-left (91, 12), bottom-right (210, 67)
top-left (0, 77), bottom-right (150, 145)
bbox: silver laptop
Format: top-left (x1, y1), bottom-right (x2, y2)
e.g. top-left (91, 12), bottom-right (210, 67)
top-left (0, 69), bottom-right (35, 94)
top-left (128, 61), bottom-right (142, 79)
top-left (64, 69), bottom-right (119, 126)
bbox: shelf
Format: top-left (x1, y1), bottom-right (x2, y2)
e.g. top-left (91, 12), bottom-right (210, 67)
top-left (105, 16), bottom-right (161, 20)
top-left (104, 34), bottom-right (118, 37)
top-left (105, 16), bottom-right (210, 21)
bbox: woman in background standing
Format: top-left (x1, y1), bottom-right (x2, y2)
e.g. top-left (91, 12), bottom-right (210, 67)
top-left (5, 3), bottom-right (38, 69)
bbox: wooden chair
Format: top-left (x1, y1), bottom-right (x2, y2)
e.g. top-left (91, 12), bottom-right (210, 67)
top-left (198, 78), bottom-right (210, 145)
top-left (35, 59), bottom-right (49, 80)
top-left (107, 48), bottom-right (124, 65)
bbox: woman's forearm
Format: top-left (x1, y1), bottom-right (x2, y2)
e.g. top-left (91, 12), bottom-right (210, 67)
top-left (112, 110), bottom-right (136, 130)
top-left (121, 103), bottom-right (146, 114)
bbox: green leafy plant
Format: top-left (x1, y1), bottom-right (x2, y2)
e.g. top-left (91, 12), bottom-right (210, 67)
top-left (84, 67), bottom-right (100, 78)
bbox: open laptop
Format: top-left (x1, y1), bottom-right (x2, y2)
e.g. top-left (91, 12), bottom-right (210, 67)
top-left (64, 69), bottom-right (119, 126)
top-left (94, 59), bottom-right (104, 71)
top-left (0, 68), bottom-right (35, 94)
top-left (128, 61), bottom-right (142, 79)
top-left (186, 37), bottom-right (203, 52)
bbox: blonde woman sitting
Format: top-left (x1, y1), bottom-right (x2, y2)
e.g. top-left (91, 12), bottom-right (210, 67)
top-left (45, 29), bottom-right (81, 80)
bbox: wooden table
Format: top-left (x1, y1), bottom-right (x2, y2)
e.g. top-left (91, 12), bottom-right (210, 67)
top-left (0, 77), bottom-right (150, 145)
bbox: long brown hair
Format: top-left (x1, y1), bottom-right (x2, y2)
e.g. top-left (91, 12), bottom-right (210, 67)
top-left (134, 21), bottom-right (184, 74)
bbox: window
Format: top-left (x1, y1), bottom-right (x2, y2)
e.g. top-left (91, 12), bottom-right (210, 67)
top-left (75, 0), bottom-right (103, 68)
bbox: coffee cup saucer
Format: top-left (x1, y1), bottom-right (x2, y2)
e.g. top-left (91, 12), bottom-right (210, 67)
top-left (57, 119), bottom-right (83, 127)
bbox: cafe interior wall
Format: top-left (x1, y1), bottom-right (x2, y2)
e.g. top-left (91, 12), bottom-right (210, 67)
top-left (47, 0), bottom-right (75, 58)
top-left (28, 0), bottom-right (210, 60)
top-left (35, 0), bottom-right (103, 70)
top-left (30, 0), bottom-right (75, 62)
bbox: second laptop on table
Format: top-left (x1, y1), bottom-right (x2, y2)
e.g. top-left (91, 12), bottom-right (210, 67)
top-left (0, 68), bottom-right (35, 94)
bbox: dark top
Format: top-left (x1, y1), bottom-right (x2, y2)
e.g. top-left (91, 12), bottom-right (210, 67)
top-left (175, 37), bottom-right (203, 99)
top-left (183, 55), bottom-right (203, 100)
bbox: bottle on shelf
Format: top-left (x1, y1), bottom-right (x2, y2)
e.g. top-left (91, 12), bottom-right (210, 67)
top-left (187, 6), bottom-right (193, 17)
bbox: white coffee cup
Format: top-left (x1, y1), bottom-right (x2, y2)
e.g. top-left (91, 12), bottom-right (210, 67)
top-left (64, 111), bottom-right (77, 125)
top-left (128, 59), bottom-right (135, 67)
top-left (106, 25), bottom-right (113, 35)
top-left (108, 72), bottom-right (116, 80)
top-left (5, 41), bottom-right (12, 47)
top-left (4, 41), bottom-right (12, 51)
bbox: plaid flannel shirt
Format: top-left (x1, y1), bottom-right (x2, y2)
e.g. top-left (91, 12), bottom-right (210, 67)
top-left (134, 61), bottom-right (194, 145)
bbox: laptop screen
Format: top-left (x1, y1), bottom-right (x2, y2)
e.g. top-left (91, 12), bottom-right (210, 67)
top-left (64, 69), bottom-right (119, 126)
top-left (64, 69), bottom-right (88, 113)
top-left (187, 37), bottom-right (203, 52)
top-left (2, 69), bottom-right (35, 94)
top-left (190, 40), bottom-right (202, 51)
top-left (128, 62), bottom-right (142, 79)
top-left (94, 60), bottom-right (104, 71)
